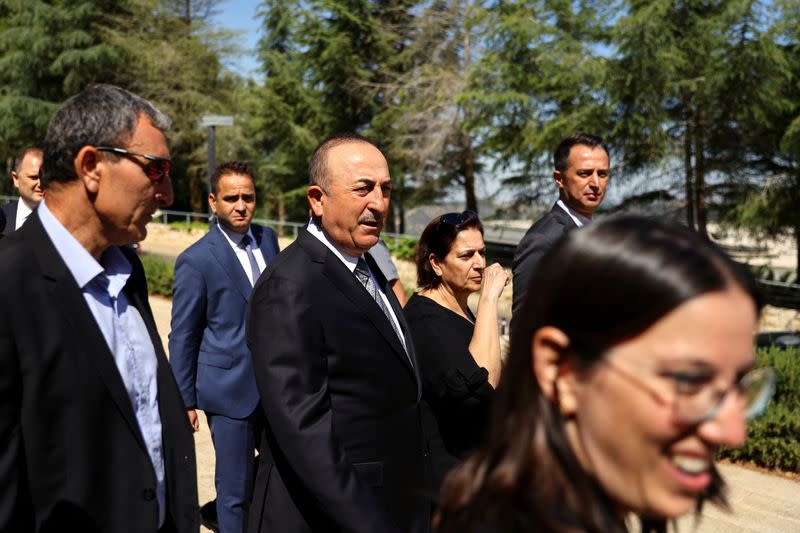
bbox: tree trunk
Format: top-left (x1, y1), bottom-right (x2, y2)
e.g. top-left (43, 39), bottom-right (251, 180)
top-left (463, 136), bottom-right (478, 213)
top-left (694, 126), bottom-right (707, 237)
top-left (395, 174), bottom-right (406, 234)
top-left (277, 192), bottom-right (286, 238)
top-left (684, 124), bottom-right (695, 230)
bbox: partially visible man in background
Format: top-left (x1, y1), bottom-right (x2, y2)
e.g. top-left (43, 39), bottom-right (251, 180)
top-left (1, 146), bottom-right (43, 235)
top-left (170, 160), bottom-right (279, 533)
top-left (512, 132), bottom-right (610, 314)
top-left (0, 84), bottom-right (198, 532)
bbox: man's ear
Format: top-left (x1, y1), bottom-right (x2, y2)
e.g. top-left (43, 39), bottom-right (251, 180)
top-left (307, 184), bottom-right (324, 218)
top-left (532, 326), bottom-right (578, 416)
top-left (10, 170), bottom-right (20, 187)
top-left (74, 146), bottom-right (102, 195)
top-left (208, 192), bottom-right (217, 215)
top-left (553, 169), bottom-right (565, 191)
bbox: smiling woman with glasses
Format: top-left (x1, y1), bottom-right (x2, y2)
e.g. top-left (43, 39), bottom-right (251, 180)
top-left (435, 215), bottom-right (774, 533)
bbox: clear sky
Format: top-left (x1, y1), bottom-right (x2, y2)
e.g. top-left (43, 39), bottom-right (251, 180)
top-left (211, 0), bottom-right (263, 80)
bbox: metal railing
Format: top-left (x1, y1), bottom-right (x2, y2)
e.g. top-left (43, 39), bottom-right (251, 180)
top-left (153, 208), bottom-right (416, 245)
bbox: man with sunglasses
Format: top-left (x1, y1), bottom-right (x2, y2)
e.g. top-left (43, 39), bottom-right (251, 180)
top-left (246, 133), bottom-right (429, 533)
top-left (0, 84), bottom-right (198, 532)
top-left (512, 132), bottom-right (610, 315)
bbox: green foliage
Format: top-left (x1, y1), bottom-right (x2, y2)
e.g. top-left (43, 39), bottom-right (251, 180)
top-left (105, 0), bottom-right (244, 213)
top-left (168, 220), bottom-right (209, 232)
top-left (386, 237), bottom-right (418, 261)
top-left (140, 253), bottom-right (174, 297)
top-left (0, 0), bottom-right (130, 162)
top-left (718, 347), bottom-right (800, 472)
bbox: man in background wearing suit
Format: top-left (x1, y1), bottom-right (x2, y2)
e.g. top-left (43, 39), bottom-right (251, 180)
top-left (246, 133), bottom-right (430, 533)
top-left (169, 160), bottom-right (279, 533)
top-left (512, 132), bottom-right (610, 314)
top-left (1, 146), bottom-right (43, 235)
top-left (0, 84), bottom-right (198, 532)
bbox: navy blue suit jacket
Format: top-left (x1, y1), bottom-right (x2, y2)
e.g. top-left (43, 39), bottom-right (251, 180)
top-left (169, 223), bottom-right (280, 418)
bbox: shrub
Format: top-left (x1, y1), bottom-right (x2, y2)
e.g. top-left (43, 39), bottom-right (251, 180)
top-left (718, 346), bottom-right (800, 472)
top-left (386, 237), bottom-right (418, 261)
top-left (168, 220), bottom-right (209, 232)
top-left (140, 253), bottom-right (174, 297)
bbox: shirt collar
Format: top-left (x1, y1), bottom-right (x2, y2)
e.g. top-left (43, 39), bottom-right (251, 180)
top-left (217, 221), bottom-right (254, 248)
top-left (16, 197), bottom-right (33, 226)
top-left (38, 200), bottom-right (131, 295)
top-left (556, 199), bottom-right (591, 228)
top-left (306, 218), bottom-right (360, 273)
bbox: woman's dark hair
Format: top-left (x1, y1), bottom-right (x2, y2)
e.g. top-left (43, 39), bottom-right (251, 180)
top-left (415, 212), bottom-right (484, 290)
top-left (436, 215), bottom-right (762, 533)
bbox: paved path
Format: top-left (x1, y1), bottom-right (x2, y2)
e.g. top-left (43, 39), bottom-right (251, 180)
top-left (148, 295), bottom-right (800, 533)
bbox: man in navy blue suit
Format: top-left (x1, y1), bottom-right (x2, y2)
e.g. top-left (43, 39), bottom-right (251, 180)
top-left (169, 161), bottom-right (280, 533)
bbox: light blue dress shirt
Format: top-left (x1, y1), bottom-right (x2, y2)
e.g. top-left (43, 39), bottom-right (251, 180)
top-left (38, 201), bottom-right (166, 527)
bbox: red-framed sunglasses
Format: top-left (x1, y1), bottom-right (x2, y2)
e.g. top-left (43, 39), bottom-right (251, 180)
top-left (96, 146), bottom-right (171, 183)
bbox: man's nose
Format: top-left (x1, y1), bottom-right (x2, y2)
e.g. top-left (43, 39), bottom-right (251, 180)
top-left (155, 179), bottom-right (174, 207)
top-left (588, 171), bottom-right (601, 187)
top-left (368, 187), bottom-right (388, 215)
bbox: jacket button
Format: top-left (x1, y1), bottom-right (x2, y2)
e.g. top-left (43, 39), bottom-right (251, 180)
top-left (142, 488), bottom-right (155, 501)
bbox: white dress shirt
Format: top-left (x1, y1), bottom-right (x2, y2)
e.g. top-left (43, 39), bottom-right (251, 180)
top-left (216, 222), bottom-right (267, 286)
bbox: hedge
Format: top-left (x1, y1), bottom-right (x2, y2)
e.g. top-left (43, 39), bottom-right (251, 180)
top-left (719, 346), bottom-right (800, 472)
top-left (141, 253), bottom-right (174, 297)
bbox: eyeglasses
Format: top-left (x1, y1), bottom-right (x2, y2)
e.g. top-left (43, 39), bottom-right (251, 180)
top-left (96, 146), bottom-right (171, 183)
top-left (439, 209), bottom-right (478, 225)
top-left (603, 358), bottom-right (776, 425)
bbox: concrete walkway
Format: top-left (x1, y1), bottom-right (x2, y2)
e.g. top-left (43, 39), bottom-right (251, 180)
top-left (149, 294), bottom-right (800, 533)
top-left (676, 463), bottom-right (800, 532)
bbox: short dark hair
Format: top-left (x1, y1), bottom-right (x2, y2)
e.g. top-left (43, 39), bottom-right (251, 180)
top-left (42, 84), bottom-right (170, 187)
top-left (308, 132), bottom-right (381, 191)
top-left (415, 212), bottom-right (484, 290)
top-left (13, 147), bottom-right (43, 173)
top-left (210, 160), bottom-right (255, 195)
top-left (437, 215), bottom-right (761, 532)
top-left (553, 132), bottom-right (609, 172)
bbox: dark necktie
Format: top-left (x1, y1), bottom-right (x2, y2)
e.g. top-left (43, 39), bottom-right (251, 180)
top-left (354, 257), bottom-right (409, 359)
top-left (239, 234), bottom-right (261, 286)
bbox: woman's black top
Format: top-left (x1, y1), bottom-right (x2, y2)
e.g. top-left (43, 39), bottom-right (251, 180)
top-left (404, 293), bottom-right (494, 491)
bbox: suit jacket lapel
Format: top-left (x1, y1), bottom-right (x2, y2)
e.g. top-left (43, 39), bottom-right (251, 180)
top-left (371, 254), bottom-right (422, 397)
top-left (209, 224), bottom-right (252, 301)
top-left (253, 224), bottom-right (277, 261)
top-left (298, 230), bottom-right (416, 379)
top-left (551, 202), bottom-right (579, 230)
top-left (27, 215), bottom-right (146, 450)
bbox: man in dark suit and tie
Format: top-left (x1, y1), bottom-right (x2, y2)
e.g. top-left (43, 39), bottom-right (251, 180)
top-left (1, 146), bottom-right (43, 235)
top-left (0, 84), bottom-right (198, 532)
top-left (246, 133), bottom-right (430, 533)
top-left (512, 132), bottom-right (610, 314)
top-left (169, 160), bottom-right (280, 533)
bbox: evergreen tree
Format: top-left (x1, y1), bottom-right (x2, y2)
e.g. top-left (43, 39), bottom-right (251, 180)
top-left (0, 0), bottom-right (129, 171)
top-left (610, 0), bottom-right (789, 237)
top-left (106, 0), bottom-right (241, 212)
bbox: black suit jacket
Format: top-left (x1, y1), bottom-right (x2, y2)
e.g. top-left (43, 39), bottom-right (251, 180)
top-left (511, 203), bottom-right (578, 314)
top-left (246, 228), bottom-right (430, 533)
top-left (1, 202), bottom-right (17, 236)
top-left (0, 213), bottom-right (198, 533)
